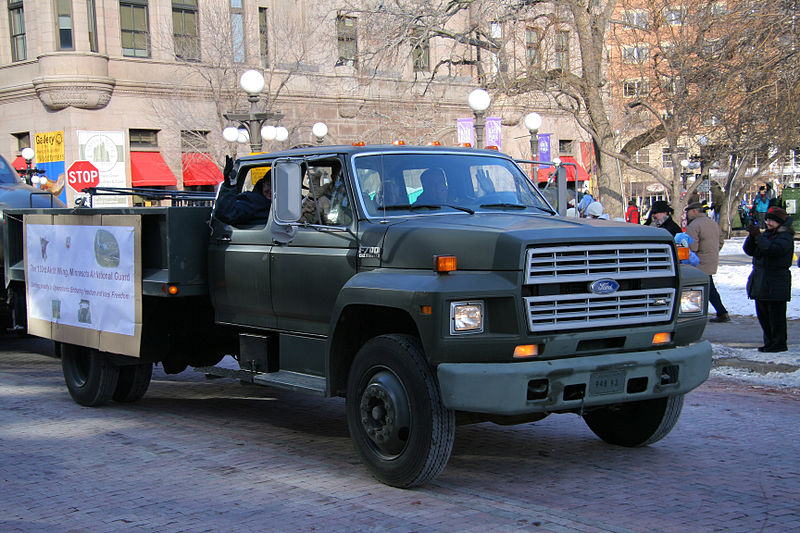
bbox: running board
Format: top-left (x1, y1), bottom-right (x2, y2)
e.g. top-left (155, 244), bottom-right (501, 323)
top-left (194, 365), bottom-right (326, 396)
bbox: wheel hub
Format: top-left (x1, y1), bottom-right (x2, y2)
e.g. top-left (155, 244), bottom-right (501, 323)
top-left (359, 370), bottom-right (411, 457)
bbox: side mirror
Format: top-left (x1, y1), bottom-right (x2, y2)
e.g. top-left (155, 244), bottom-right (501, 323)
top-left (272, 161), bottom-right (302, 224)
top-left (271, 161), bottom-right (302, 243)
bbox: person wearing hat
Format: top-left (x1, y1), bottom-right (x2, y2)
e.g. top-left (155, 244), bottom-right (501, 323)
top-left (752, 187), bottom-right (770, 228)
top-left (685, 201), bottom-right (729, 322)
top-left (585, 201), bottom-right (610, 220)
top-left (743, 206), bottom-right (794, 352)
top-left (644, 200), bottom-right (681, 236)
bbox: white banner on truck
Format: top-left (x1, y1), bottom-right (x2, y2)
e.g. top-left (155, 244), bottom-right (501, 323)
top-left (26, 223), bottom-right (135, 336)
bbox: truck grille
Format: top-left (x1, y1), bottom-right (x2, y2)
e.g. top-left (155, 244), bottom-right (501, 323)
top-left (525, 243), bottom-right (674, 284)
top-left (523, 243), bottom-right (676, 332)
top-left (524, 289), bottom-right (675, 332)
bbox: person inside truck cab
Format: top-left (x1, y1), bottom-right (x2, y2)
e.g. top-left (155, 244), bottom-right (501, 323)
top-left (414, 168), bottom-right (448, 205)
top-left (215, 171), bottom-right (272, 226)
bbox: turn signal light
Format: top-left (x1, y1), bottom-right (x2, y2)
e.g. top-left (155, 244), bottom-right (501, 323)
top-left (513, 345), bottom-right (540, 358)
top-left (652, 332), bottom-right (671, 345)
top-left (433, 255), bottom-right (457, 273)
top-left (676, 247), bottom-right (690, 261)
top-left (351, 141), bottom-right (365, 146)
top-left (420, 305), bottom-right (432, 315)
top-left (162, 284), bottom-right (179, 295)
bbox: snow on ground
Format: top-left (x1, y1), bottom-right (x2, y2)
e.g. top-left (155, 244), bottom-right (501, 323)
top-left (715, 236), bottom-right (800, 319)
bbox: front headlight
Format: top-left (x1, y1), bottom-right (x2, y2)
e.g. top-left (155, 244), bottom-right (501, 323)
top-left (680, 288), bottom-right (704, 315)
top-left (450, 301), bottom-right (484, 334)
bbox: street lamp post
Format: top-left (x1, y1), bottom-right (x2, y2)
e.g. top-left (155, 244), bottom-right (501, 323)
top-left (223, 70), bottom-right (283, 153)
top-left (524, 112), bottom-right (542, 163)
top-left (312, 122), bottom-right (328, 145)
top-left (17, 147), bottom-right (46, 186)
top-left (467, 89), bottom-right (491, 149)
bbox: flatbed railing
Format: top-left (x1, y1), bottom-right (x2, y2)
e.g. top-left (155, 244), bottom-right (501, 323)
top-left (80, 187), bottom-right (216, 207)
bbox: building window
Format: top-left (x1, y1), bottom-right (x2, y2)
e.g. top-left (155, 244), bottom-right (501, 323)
top-left (559, 139), bottom-right (573, 154)
top-left (173, 0), bottom-right (199, 60)
top-left (13, 132), bottom-right (31, 151)
top-left (622, 10), bottom-right (649, 30)
top-left (230, 0), bottom-right (244, 63)
top-left (661, 76), bottom-right (683, 95)
top-left (87, 0), bottom-right (98, 52)
top-left (129, 129), bottom-right (158, 148)
top-left (120, 0), bottom-right (150, 58)
top-left (259, 7), bottom-right (268, 68)
top-left (662, 146), bottom-right (688, 168)
top-left (525, 28), bottom-right (540, 69)
top-left (622, 44), bottom-right (649, 63)
top-left (412, 33), bottom-right (430, 72)
top-left (701, 38), bottom-right (724, 59)
top-left (54, 0), bottom-right (74, 50)
top-left (8, 1), bottom-right (26, 62)
top-left (181, 130), bottom-right (208, 152)
top-left (336, 15), bottom-right (357, 67)
top-left (633, 148), bottom-right (649, 165)
top-left (623, 79), bottom-right (648, 97)
top-left (554, 30), bottom-right (569, 70)
top-left (489, 21), bottom-right (502, 75)
top-left (663, 7), bottom-right (686, 26)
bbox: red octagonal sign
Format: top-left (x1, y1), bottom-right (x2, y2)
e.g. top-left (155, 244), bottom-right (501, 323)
top-left (67, 160), bottom-right (100, 192)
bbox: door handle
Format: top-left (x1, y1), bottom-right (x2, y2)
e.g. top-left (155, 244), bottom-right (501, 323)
top-left (216, 235), bottom-right (231, 242)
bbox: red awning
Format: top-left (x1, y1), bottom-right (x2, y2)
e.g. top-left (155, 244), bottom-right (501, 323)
top-left (131, 151), bottom-right (177, 187)
top-left (181, 153), bottom-right (223, 186)
top-left (536, 155), bottom-right (590, 182)
top-left (12, 155), bottom-right (27, 171)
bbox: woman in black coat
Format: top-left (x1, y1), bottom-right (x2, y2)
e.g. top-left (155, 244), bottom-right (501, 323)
top-left (743, 207), bottom-right (795, 352)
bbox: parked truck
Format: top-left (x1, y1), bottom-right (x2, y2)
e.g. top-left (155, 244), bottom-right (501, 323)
top-left (3, 144), bottom-right (712, 487)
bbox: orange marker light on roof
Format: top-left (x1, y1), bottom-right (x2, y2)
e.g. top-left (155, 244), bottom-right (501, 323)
top-left (458, 142), bottom-right (472, 148)
top-left (433, 255), bottom-right (457, 273)
top-left (351, 141), bottom-right (365, 146)
top-left (426, 141), bottom-right (442, 146)
top-left (392, 140), bottom-right (406, 145)
top-left (485, 145), bottom-right (499, 150)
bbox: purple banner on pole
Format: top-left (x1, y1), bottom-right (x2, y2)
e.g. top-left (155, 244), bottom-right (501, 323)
top-left (538, 134), bottom-right (551, 164)
top-left (457, 118), bottom-right (474, 146)
top-left (485, 117), bottom-right (501, 149)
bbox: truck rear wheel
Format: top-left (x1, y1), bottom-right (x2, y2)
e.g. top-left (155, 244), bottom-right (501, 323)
top-left (60, 343), bottom-right (120, 407)
top-left (346, 334), bottom-right (455, 488)
top-left (583, 394), bottom-right (684, 447)
top-left (113, 362), bottom-right (153, 403)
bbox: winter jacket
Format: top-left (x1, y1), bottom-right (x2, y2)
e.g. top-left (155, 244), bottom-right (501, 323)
top-left (743, 220), bottom-right (795, 301)
top-left (753, 194), bottom-right (770, 214)
top-left (215, 183), bottom-right (271, 226)
top-left (625, 205), bottom-right (640, 224)
top-left (645, 215), bottom-right (682, 236)
top-left (685, 211), bottom-right (724, 275)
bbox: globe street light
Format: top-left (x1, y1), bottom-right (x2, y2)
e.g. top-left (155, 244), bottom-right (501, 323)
top-left (18, 147), bottom-right (46, 186)
top-left (468, 88), bottom-right (491, 149)
top-left (223, 69), bottom-right (283, 153)
top-left (524, 112), bottom-right (542, 163)
top-left (312, 122), bottom-right (328, 145)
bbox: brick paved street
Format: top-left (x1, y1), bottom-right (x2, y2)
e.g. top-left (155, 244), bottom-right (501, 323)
top-left (1, 336), bottom-right (798, 533)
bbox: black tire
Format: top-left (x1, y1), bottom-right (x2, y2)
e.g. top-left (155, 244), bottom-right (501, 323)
top-left (60, 342), bottom-right (120, 407)
top-left (113, 362), bottom-right (153, 403)
top-left (583, 394), bottom-right (685, 447)
top-left (346, 334), bottom-right (455, 488)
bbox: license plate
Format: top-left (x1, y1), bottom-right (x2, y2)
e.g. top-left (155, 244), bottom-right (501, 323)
top-left (589, 370), bottom-right (625, 396)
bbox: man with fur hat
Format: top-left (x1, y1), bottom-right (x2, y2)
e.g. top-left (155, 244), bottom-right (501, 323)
top-left (743, 206), bottom-right (794, 352)
top-left (685, 201), bottom-right (729, 322)
top-left (644, 200), bottom-right (681, 236)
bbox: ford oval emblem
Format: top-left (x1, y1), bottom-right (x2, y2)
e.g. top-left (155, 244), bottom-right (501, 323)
top-left (589, 279), bottom-right (619, 295)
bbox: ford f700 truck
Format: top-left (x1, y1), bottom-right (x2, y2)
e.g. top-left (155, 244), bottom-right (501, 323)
top-left (3, 145), bottom-right (712, 487)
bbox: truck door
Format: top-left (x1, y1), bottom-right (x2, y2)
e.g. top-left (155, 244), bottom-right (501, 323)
top-left (270, 159), bottom-right (358, 335)
top-left (208, 164), bottom-right (275, 328)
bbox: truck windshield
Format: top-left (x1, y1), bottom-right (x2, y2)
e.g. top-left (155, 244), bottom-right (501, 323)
top-left (353, 152), bottom-right (554, 218)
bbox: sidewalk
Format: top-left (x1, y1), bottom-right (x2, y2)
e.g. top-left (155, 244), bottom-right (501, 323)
top-left (703, 315), bottom-right (800, 389)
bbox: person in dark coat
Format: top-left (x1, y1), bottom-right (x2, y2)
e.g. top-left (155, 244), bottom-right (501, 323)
top-left (644, 200), bottom-right (682, 236)
top-left (215, 172), bottom-right (272, 226)
top-left (743, 206), bottom-right (794, 352)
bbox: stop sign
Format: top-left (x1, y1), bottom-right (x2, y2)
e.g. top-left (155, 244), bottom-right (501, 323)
top-left (67, 161), bottom-right (100, 192)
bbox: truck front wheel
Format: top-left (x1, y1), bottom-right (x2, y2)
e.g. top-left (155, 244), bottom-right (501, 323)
top-left (583, 394), bottom-right (685, 447)
top-left (60, 343), bottom-right (120, 407)
top-left (346, 334), bottom-right (455, 488)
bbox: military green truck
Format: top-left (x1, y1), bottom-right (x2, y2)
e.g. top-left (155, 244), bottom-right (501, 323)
top-left (3, 145), bottom-right (712, 488)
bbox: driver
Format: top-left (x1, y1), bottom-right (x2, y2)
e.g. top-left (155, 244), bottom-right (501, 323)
top-left (414, 168), bottom-right (447, 205)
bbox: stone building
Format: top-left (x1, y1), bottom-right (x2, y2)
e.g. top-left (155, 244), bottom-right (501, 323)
top-left (0, 0), bottom-right (591, 206)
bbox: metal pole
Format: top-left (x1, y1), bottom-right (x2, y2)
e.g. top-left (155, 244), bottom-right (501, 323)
top-left (474, 111), bottom-right (485, 148)
top-left (247, 94), bottom-right (262, 153)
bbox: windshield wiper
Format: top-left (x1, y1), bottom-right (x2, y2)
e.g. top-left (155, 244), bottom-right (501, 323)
top-left (479, 203), bottom-right (527, 209)
top-left (409, 203), bottom-right (475, 214)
